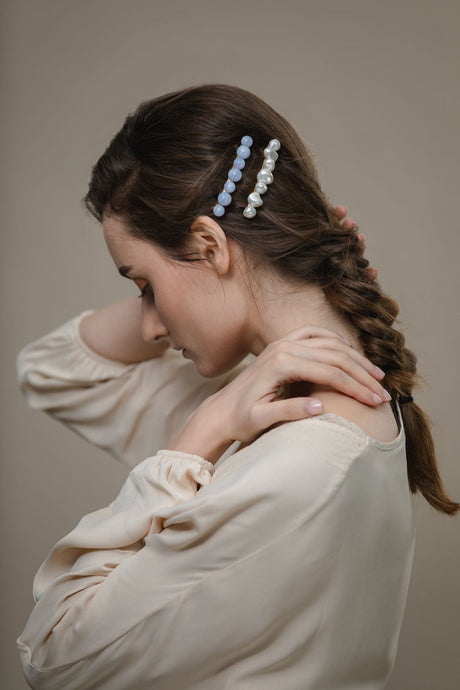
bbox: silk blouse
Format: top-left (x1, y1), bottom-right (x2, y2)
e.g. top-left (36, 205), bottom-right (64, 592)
top-left (16, 309), bottom-right (415, 689)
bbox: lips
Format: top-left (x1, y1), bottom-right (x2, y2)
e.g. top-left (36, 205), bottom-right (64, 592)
top-left (170, 343), bottom-right (190, 357)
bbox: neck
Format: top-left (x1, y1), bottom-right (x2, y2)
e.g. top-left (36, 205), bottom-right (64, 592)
top-left (245, 278), bottom-right (363, 401)
top-left (247, 281), bottom-right (361, 357)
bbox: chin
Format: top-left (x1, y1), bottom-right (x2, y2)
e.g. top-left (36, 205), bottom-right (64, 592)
top-left (194, 350), bottom-right (248, 379)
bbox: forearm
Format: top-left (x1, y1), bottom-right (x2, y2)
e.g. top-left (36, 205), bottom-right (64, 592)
top-left (167, 395), bottom-right (234, 465)
top-left (79, 296), bottom-right (170, 363)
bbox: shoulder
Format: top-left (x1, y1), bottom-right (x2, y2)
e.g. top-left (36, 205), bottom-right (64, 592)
top-left (213, 415), bottom-right (369, 517)
top-left (303, 387), bottom-right (400, 443)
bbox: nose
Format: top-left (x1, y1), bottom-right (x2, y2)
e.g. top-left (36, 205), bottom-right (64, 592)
top-left (140, 302), bottom-right (169, 344)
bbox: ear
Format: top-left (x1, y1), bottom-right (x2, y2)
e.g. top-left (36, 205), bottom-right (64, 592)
top-left (189, 215), bottom-right (231, 276)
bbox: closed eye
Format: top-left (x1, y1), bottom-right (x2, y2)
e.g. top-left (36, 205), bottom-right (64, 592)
top-left (137, 284), bottom-right (154, 300)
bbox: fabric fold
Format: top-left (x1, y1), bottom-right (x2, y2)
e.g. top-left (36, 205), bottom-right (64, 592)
top-left (17, 418), bottom-right (414, 689)
top-left (16, 310), bottom-right (252, 467)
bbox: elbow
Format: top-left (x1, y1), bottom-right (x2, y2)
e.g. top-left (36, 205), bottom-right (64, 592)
top-left (16, 345), bottom-right (29, 390)
top-left (17, 618), bottom-right (93, 690)
top-left (16, 345), bottom-right (54, 410)
top-left (17, 638), bottom-right (68, 690)
top-left (16, 343), bottom-right (37, 395)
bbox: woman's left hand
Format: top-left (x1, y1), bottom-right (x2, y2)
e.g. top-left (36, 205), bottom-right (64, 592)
top-left (334, 205), bottom-right (379, 281)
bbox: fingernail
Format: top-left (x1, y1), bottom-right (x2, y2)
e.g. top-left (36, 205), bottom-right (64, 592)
top-left (306, 400), bottom-right (323, 415)
top-left (382, 389), bottom-right (392, 401)
top-left (373, 366), bottom-right (385, 378)
top-left (343, 337), bottom-right (353, 346)
top-left (372, 394), bottom-right (383, 404)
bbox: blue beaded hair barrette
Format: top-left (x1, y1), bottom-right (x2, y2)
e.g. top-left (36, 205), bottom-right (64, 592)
top-left (212, 135), bottom-right (253, 218)
top-left (212, 136), bottom-right (281, 219)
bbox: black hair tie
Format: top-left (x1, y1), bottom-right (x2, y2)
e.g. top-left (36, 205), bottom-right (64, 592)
top-left (399, 395), bottom-right (414, 404)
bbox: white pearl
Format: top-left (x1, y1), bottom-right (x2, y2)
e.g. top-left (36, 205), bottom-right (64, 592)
top-left (243, 205), bottom-right (257, 218)
top-left (257, 169), bottom-right (273, 185)
top-left (255, 181), bottom-right (267, 194)
top-left (248, 191), bottom-right (263, 207)
top-left (262, 158), bottom-right (275, 172)
top-left (268, 138), bottom-right (281, 150)
top-left (264, 148), bottom-right (278, 161)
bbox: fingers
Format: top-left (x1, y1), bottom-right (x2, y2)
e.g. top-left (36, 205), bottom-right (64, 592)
top-left (355, 233), bottom-right (378, 278)
top-left (269, 343), bottom-right (390, 406)
top-left (333, 205), bottom-right (348, 220)
top-left (333, 204), bottom-right (358, 230)
top-left (333, 213), bottom-right (378, 279)
top-left (297, 356), bottom-right (390, 406)
top-left (356, 232), bottom-right (366, 248)
top-left (309, 348), bottom-right (390, 402)
top-left (273, 327), bottom-right (385, 382)
top-left (342, 217), bottom-right (357, 230)
top-left (291, 336), bottom-right (385, 380)
top-left (252, 396), bottom-right (325, 431)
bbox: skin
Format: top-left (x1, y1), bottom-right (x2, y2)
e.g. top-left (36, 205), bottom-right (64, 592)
top-left (103, 213), bottom-right (368, 374)
top-left (103, 211), bottom-right (397, 463)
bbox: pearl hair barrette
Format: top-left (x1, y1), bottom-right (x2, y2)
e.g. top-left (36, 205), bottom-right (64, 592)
top-left (243, 138), bottom-right (281, 219)
top-left (212, 136), bottom-right (281, 219)
top-left (212, 135), bottom-right (254, 218)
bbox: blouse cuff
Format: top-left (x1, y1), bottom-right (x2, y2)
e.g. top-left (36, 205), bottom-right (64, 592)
top-left (156, 448), bottom-right (215, 478)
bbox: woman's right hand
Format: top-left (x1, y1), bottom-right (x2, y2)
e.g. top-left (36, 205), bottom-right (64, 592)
top-left (201, 324), bottom-right (390, 446)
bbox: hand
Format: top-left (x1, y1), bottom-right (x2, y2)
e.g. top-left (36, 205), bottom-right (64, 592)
top-left (333, 205), bottom-right (379, 281)
top-left (203, 324), bottom-right (390, 446)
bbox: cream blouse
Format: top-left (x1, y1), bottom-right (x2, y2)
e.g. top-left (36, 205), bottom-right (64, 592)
top-left (16, 310), bottom-right (415, 690)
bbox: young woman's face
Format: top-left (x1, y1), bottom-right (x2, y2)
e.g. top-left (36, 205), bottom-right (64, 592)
top-left (102, 213), bottom-right (252, 377)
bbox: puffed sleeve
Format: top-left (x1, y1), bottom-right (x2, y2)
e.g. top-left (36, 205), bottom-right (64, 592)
top-left (16, 421), bottom-right (369, 690)
top-left (16, 310), bottom-right (253, 467)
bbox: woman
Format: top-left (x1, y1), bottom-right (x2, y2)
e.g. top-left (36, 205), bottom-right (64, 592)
top-left (16, 84), bottom-right (458, 689)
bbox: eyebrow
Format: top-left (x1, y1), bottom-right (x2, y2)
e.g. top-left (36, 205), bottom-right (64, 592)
top-left (118, 265), bottom-right (133, 278)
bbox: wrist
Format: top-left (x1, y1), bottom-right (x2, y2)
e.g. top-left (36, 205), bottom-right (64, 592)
top-left (166, 396), bottom-right (233, 465)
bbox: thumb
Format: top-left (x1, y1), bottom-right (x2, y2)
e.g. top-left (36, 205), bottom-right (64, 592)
top-left (261, 397), bottom-right (324, 429)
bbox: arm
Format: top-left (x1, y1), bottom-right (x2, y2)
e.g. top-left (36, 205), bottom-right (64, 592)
top-left (78, 296), bottom-right (170, 363)
top-left (17, 425), bottom-right (359, 689)
top-left (16, 307), bottom-right (253, 467)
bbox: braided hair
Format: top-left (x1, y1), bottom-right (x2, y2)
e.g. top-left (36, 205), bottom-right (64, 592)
top-left (83, 82), bottom-right (458, 516)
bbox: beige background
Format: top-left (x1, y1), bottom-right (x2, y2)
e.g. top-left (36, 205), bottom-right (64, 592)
top-left (2, 1), bottom-right (459, 688)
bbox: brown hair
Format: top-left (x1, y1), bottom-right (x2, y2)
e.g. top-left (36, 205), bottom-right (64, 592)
top-left (83, 83), bottom-right (458, 516)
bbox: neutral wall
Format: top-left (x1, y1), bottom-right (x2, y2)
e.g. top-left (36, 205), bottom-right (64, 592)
top-left (2, 1), bottom-right (459, 688)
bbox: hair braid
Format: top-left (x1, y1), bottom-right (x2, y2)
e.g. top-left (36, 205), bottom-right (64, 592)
top-left (321, 222), bottom-right (459, 515)
top-left (83, 82), bottom-right (458, 517)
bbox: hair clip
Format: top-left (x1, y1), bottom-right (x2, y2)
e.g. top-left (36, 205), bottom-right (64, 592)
top-left (212, 136), bottom-right (253, 217)
top-left (243, 138), bottom-right (281, 219)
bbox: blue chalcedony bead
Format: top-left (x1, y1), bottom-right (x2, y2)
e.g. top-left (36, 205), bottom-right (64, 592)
top-left (236, 145), bottom-right (251, 159)
top-left (212, 135), bottom-right (254, 218)
top-left (218, 191), bottom-right (232, 206)
top-left (228, 167), bottom-right (242, 182)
